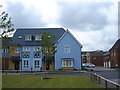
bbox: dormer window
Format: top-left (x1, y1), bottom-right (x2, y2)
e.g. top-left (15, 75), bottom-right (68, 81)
top-left (18, 36), bottom-right (22, 39)
top-left (25, 35), bottom-right (31, 41)
top-left (35, 35), bottom-right (42, 41)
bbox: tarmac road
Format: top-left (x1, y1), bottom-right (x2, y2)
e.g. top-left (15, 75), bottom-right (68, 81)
top-left (90, 66), bottom-right (120, 84)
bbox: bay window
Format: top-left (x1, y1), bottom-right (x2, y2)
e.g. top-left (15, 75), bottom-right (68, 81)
top-left (62, 59), bottom-right (73, 67)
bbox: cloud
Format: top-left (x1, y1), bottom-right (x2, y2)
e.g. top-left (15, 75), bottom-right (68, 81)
top-left (1, 0), bottom-right (118, 51)
top-left (2, 1), bottom-right (47, 28)
top-left (58, 2), bottom-right (113, 31)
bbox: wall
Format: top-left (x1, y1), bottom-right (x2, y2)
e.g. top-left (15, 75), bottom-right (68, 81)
top-left (10, 46), bottom-right (20, 56)
top-left (110, 50), bottom-right (120, 67)
top-left (8, 59), bottom-right (15, 70)
top-left (90, 56), bottom-right (103, 66)
top-left (55, 31), bottom-right (82, 70)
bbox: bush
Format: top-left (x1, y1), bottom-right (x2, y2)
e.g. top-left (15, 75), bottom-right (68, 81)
top-left (82, 67), bottom-right (88, 71)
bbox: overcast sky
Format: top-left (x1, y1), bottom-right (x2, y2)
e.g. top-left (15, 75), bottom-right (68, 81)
top-left (0, 0), bottom-right (118, 51)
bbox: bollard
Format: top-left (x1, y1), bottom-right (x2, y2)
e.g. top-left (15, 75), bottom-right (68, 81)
top-left (99, 77), bottom-right (100, 84)
top-left (5, 70), bottom-right (7, 75)
top-left (105, 80), bottom-right (107, 89)
top-left (116, 85), bottom-right (120, 90)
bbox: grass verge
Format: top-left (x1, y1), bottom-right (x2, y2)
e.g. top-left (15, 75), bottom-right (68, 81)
top-left (2, 75), bottom-right (103, 88)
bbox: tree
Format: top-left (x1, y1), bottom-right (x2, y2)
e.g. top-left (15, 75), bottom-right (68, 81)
top-left (40, 32), bottom-right (56, 78)
top-left (0, 5), bottom-right (14, 48)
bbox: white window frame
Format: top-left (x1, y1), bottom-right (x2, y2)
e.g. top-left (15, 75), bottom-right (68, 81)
top-left (64, 46), bottom-right (70, 54)
top-left (34, 47), bottom-right (41, 51)
top-left (2, 48), bottom-right (8, 53)
top-left (23, 60), bottom-right (29, 68)
top-left (15, 48), bottom-right (20, 53)
top-left (23, 47), bottom-right (30, 52)
top-left (25, 35), bottom-right (32, 41)
top-left (35, 35), bottom-right (42, 41)
top-left (62, 59), bottom-right (73, 67)
top-left (34, 60), bottom-right (40, 68)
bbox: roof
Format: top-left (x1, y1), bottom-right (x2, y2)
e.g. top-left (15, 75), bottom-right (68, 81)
top-left (104, 52), bottom-right (110, 56)
top-left (109, 39), bottom-right (120, 51)
top-left (56, 30), bottom-right (82, 48)
top-left (90, 51), bottom-right (104, 56)
top-left (12, 28), bottom-right (66, 45)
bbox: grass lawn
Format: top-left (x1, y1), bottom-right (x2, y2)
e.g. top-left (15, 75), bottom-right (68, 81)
top-left (2, 75), bottom-right (103, 88)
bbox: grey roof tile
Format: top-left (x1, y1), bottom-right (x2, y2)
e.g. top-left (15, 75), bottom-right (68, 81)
top-left (12, 28), bottom-right (66, 45)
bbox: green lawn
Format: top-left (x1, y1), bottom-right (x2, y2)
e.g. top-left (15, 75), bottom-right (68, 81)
top-left (2, 75), bottom-right (103, 88)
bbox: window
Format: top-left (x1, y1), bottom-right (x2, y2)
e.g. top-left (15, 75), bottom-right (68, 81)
top-left (34, 47), bottom-right (41, 58)
top-left (114, 51), bottom-right (116, 56)
top-left (34, 47), bottom-right (41, 51)
top-left (25, 35), bottom-right (31, 41)
top-left (62, 59), bottom-right (73, 67)
top-left (34, 60), bottom-right (40, 68)
top-left (35, 35), bottom-right (42, 41)
top-left (18, 36), bottom-right (22, 39)
top-left (34, 52), bottom-right (40, 58)
top-left (2, 48), bottom-right (8, 53)
top-left (15, 48), bottom-right (20, 53)
top-left (93, 57), bottom-right (96, 60)
top-left (23, 60), bottom-right (29, 68)
top-left (23, 47), bottom-right (30, 52)
top-left (23, 47), bottom-right (30, 58)
top-left (64, 46), bottom-right (70, 54)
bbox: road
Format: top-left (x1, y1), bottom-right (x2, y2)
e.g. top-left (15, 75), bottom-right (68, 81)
top-left (90, 66), bottom-right (120, 84)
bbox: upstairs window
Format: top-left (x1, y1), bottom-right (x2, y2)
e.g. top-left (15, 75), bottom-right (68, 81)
top-left (25, 35), bottom-right (32, 41)
top-left (23, 47), bottom-right (30, 52)
top-left (34, 47), bottom-right (41, 51)
top-left (15, 48), bottom-right (20, 53)
top-left (34, 47), bottom-right (41, 58)
top-left (35, 35), bottom-right (42, 41)
top-left (64, 46), bottom-right (70, 54)
top-left (23, 47), bottom-right (30, 58)
top-left (2, 48), bottom-right (9, 53)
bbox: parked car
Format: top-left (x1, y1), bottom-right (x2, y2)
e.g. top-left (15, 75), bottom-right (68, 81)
top-left (82, 63), bottom-right (95, 68)
top-left (82, 63), bottom-right (87, 67)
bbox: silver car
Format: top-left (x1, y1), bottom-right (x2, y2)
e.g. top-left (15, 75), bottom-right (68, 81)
top-left (82, 63), bottom-right (95, 68)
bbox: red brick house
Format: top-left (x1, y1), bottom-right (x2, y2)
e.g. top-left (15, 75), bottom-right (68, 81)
top-left (89, 50), bottom-right (104, 66)
top-left (82, 50), bottom-right (104, 66)
top-left (109, 39), bottom-right (120, 67)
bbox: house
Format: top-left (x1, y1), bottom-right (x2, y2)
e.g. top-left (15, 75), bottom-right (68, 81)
top-left (103, 52), bottom-right (111, 68)
top-left (82, 50), bottom-right (104, 66)
top-left (89, 50), bottom-right (104, 66)
top-left (103, 39), bottom-right (120, 68)
top-left (6, 28), bottom-right (82, 71)
top-left (109, 39), bottom-right (120, 67)
top-left (82, 52), bottom-right (90, 63)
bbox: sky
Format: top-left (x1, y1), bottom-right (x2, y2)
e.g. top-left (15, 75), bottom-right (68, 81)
top-left (0, 0), bottom-right (119, 51)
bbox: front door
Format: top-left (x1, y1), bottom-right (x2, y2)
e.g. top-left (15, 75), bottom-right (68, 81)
top-left (15, 61), bottom-right (19, 70)
top-left (46, 63), bottom-right (50, 70)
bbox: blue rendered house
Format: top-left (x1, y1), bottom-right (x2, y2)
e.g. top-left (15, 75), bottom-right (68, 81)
top-left (11, 28), bottom-right (82, 71)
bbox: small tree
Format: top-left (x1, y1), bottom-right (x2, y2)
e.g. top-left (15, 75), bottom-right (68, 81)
top-left (40, 32), bottom-right (56, 78)
top-left (0, 5), bottom-right (14, 48)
